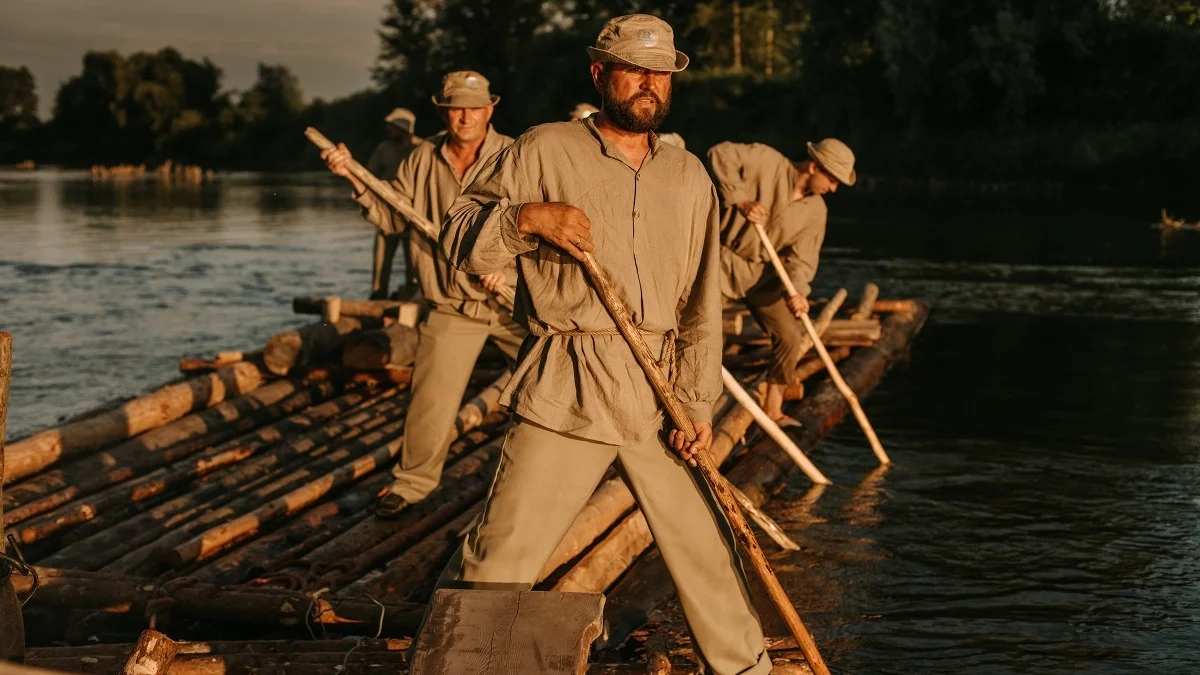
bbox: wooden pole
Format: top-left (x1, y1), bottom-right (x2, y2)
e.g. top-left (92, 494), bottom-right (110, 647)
top-left (851, 283), bottom-right (880, 321)
top-left (750, 222), bottom-right (891, 465)
top-left (720, 367), bottom-right (830, 485)
top-left (1, 332), bottom-right (11, 530)
top-left (120, 630), bottom-right (177, 675)
top-left (577, 252), bottom-right (829, 675)
top-left (304, 127), bottom-right (515, 311)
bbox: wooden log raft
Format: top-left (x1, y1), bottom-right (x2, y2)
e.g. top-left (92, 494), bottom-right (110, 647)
top-left (342, 324), bottom-right (419, 370)
top-left (262, 317), bottom-right (368, 376)
top-left (13, 568), bottom-right (424, 636)
top-left (4, 362), bottom-right (265, 483)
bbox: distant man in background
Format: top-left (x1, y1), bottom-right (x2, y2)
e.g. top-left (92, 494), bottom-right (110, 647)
top-left (707, 138), bottom-right (856, 423)
top-left (322, 72), bottom-right (525, 519)
top-left (367, 107), bottom-right (424, 300)
top-left (569, 102), bottom-right (598, 120)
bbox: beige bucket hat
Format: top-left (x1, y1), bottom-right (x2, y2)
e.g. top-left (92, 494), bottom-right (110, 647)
top-left (807, 138), bottom-right (857, 186)
top-left (384, 107), bottom-right (415, 132)
top-left (586, 14), bottom-right (689, 73)
top-left (431, 70), bottom-right (500, 108)
top-left (657, 132), bottom-right (686, 150)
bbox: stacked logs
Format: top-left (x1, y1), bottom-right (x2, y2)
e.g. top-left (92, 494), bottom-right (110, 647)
top-left (5, 287), bottom-right (926, 673)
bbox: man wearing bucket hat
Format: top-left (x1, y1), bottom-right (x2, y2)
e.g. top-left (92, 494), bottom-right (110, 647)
top-left (322, 71), bottom-right (526, 519)
top-left (432, 14), bottom-right (771, 675)
top-left (707, 138), bottom-right (856, 424)
top-left (366, 107), bottom-right (424, 300)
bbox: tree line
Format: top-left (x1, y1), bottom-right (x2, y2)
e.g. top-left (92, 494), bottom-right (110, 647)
top-left (2, 0), bottom-right (1199, 182)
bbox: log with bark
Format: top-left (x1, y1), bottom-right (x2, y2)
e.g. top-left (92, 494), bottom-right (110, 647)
top-left (13, 568), bottom-right (424, 636)
top-left (262, 318), bottom-right (369, 376)
top-left (342, 324), bottom-right (419, 370)
top-left (4, 362), bottom-right (266, 483)
top-left (120, 629), bottom-right (177, 675)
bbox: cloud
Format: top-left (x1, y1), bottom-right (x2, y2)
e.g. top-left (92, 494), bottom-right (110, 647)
top-left (0, 0), bottom-right (387, 117)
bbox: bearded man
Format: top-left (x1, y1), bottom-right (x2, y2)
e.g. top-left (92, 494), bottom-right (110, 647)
top-left (432, 14), bottom-right (771, 675)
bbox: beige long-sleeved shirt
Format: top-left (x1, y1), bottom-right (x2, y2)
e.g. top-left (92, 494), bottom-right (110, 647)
top-left (441, 119), bottom-right (723, 445)
top-left (356, 127), bottom-right (517, 320)
top-left (707, 142), bottom-right (827, 300)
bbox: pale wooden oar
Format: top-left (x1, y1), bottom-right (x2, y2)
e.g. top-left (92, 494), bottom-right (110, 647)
top-left (304, 127), bottom-right (516, 311)
top-left (750, 222), bottom-right (890, 465)
top-left (720, 367), bottom-right (830, 485)
top-left (578, 251), bottom-right (830, 675)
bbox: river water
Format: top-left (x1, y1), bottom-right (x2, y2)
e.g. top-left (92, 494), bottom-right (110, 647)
top-left (1, 170), bottom-right (1198, 672)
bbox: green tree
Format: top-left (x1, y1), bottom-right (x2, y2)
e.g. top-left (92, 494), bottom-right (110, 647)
top-left (0, 66), bottom-right (37, 120)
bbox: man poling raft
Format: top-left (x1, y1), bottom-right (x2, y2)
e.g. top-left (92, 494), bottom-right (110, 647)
top-left (366, 107), bottom-right (424, 300)
top-left (426, 14), bottom-right (831, 675)
top-left (321, 71), bottom-right (528, 519)
top-left (707, 137), bottom-right (858, 424)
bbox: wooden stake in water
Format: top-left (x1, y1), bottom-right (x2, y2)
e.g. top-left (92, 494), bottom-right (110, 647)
top-left (577, 251), bottom-right (831, 675)
top-left (750, 222), bottom-right (891, 465)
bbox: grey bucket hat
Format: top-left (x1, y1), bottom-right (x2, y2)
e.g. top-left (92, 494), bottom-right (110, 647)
top-left (586, 14), bottom-right (689, 73)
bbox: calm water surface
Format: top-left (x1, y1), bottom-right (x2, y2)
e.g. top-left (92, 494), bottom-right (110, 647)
top-left (1, 170), bottom-right (1198, 673)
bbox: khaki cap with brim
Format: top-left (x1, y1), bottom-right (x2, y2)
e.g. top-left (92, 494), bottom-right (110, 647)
top-left (431, 70), bottom-right (500, 108)
top-left (807, 138), bottom-right (857, 186)
top-left (586, 14), bottom-right (689, 73)
top-left (384, 107), bottom-right (415, 132)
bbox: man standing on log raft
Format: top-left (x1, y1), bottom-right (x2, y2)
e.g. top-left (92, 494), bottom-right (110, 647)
top-left (436, 15), bottom-right (771, 675)
top-left (322, 72), bottom-right (526, 519)
top-left (707, 137), bottom-right (857, 424)
top-left (366, 107), bottom-right (425, 300)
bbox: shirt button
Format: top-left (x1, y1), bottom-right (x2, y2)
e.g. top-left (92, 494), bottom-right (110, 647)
top-left (634, 210), bottom-right (641, 218)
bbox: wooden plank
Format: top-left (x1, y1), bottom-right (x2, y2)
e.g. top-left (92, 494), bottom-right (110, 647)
top-left (410, 589), bottom-right (605, 675)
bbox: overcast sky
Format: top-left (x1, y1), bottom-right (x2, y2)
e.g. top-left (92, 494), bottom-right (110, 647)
top-left (0, 0), bottom-right (386, 118)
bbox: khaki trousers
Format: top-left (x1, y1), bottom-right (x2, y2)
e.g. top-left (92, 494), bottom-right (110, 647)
top-left (389, 305), bottom-right (525, 502)
top-left (742, 274), bottom-right (806, 385)
top-left (370, 231), bottom-right (417, 300)
top-left (435, 419), bottom-right (771, 675)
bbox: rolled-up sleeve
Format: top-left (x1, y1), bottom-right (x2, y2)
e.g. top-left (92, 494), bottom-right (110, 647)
top-left (673, 184), bottom-right (724, 424)
top-left (442, 142), bottom-right (540, 275)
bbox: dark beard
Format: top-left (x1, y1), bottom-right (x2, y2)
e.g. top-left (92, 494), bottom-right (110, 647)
top-left (602, 79), bottom-right (671, 133)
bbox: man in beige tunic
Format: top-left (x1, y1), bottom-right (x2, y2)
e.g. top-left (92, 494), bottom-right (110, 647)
top-left (436, 15), bottom-right (770, 675)
top-left (708, 138), bottom-right (857, 422)
top-left (322, 72), bottom-right (525, 518)
top-left (366, 107), bottom-right (424, 300)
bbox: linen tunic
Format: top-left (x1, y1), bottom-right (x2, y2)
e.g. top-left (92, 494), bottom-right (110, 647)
top-left (441, 118), bottom-right (723, 445)
top-left (356, 127), bottom-right (517, 320)
top-left (707, 141), bottom-right (827, 300)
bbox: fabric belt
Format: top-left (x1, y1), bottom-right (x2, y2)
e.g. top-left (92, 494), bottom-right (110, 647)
top-left (532, 326), bottom-right (678, 385)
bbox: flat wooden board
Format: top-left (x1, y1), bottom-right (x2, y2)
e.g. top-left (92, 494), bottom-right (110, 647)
top-left (410, 589), bottom-right (605, 675)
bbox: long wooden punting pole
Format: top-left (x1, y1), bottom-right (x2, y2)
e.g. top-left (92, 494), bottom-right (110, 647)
top-left (750, 222), bottom-right (891, 465)
top-left (577, 252), bottom-right (830, 675)
top-left (304, 127), bottom-right (516, 311)
top-left (719, 368), bottom-right (830, 485)
top-left (1, 332), bottom-right (11, 530)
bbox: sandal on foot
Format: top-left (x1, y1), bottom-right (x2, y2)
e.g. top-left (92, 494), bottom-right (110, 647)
top-left (375, 492), bottom-right (410, 519)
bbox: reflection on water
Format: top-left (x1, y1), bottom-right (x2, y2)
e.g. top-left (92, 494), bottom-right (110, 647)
top-left (2, 169), bottom-right (1199, 672)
